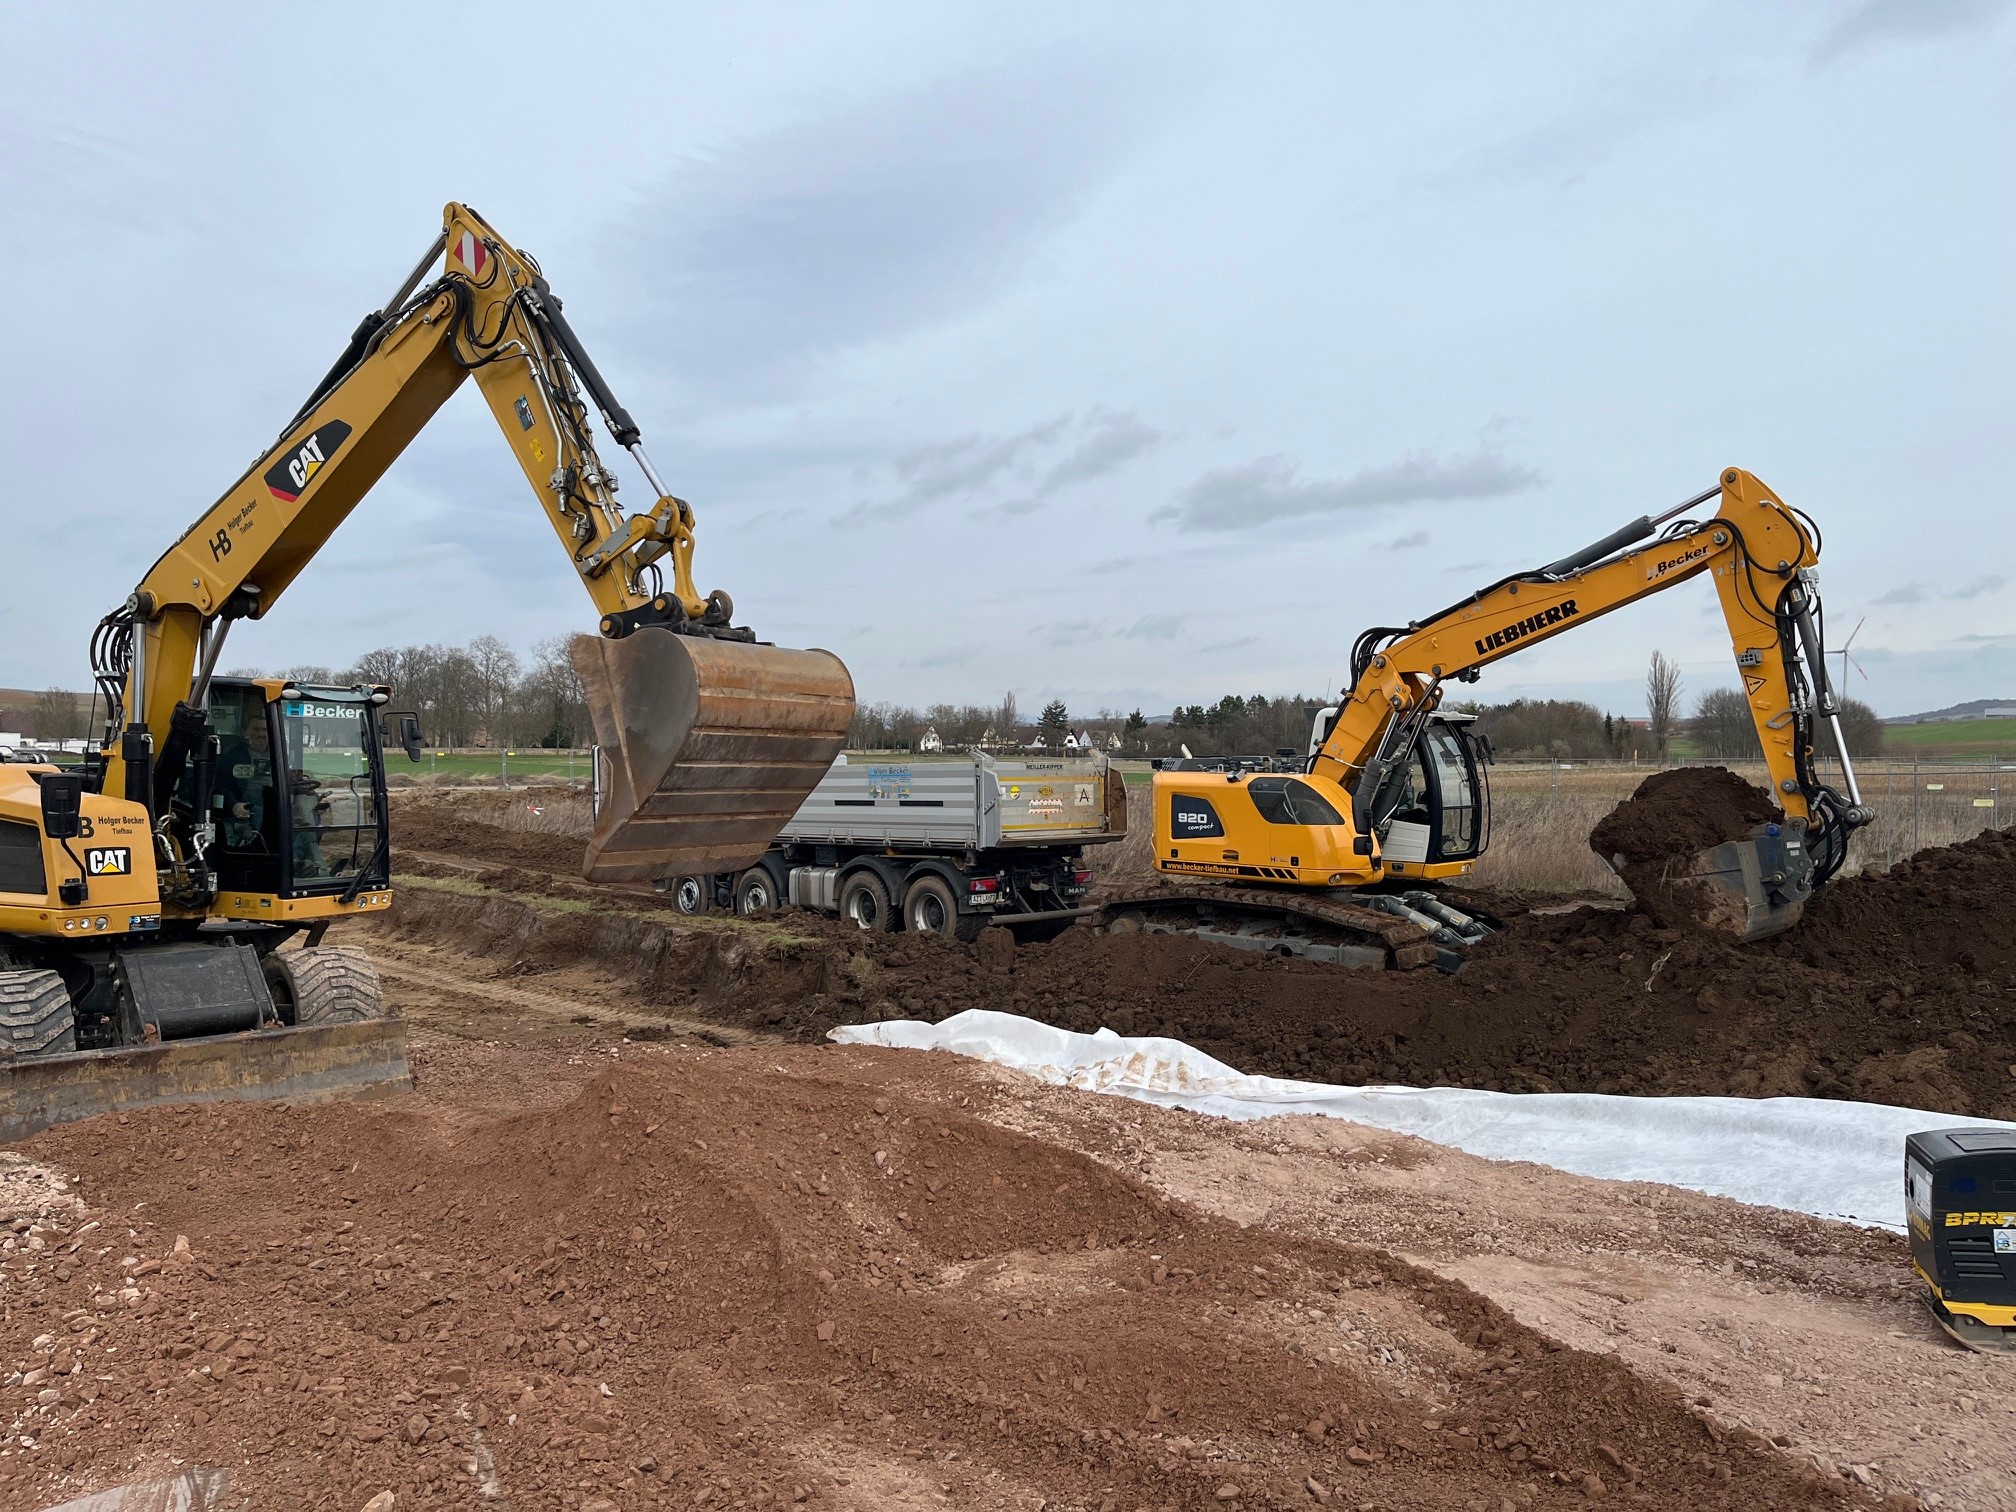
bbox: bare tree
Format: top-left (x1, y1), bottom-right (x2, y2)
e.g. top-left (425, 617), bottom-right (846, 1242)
top-left (1838, 697), bottom-right (1885, 759)
top-left (1689, 687), bottom-right (1759, 759)
top-left (32, 687), bottom-right (85, 742)
top-left (1646, 651), bottom-right (1683, 759)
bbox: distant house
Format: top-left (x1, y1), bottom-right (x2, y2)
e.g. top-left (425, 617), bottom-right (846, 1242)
top-left (919, 725), bottom-right (943, 753)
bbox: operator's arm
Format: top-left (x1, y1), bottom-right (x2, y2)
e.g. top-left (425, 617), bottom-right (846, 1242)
top-left (1314, 469), bottom-right (1842, 829)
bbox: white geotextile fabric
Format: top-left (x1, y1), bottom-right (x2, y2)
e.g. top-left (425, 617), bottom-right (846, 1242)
top-left (831, 1008), bottom-right (2014, 1230)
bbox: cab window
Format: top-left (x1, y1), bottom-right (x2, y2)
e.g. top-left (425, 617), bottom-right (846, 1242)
top-left (1247, 777), bottom-right (1346, 826)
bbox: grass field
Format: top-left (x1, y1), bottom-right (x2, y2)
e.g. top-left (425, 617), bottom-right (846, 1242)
top-left (1880, 717), bottom-right (2016, 760)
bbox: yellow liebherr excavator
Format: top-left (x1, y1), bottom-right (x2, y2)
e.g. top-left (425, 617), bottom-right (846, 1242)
top-left (0, 203), bottom-right (854, 1135)
top-left (1119, 469), bottom-right (1873, 967)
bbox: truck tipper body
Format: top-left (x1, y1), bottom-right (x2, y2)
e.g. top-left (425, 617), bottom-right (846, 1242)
top-left (655, 751), bottom-right (1127, 938)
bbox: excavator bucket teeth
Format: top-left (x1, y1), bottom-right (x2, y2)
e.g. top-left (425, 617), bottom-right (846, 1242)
top-left (1632, 825), bottom-right (1813, 943)
top-left (0, 1019), bottom-right (410, 1143)
top-left (572, 630), bottom-right (855, 883)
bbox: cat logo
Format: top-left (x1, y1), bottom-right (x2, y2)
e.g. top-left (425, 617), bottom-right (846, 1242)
top-left (85, 847), bottom-right (132, 877)
top-left (264, 420), bottom-right (354, 502)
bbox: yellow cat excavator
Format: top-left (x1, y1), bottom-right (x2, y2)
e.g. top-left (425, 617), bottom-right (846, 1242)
top-left (0, 203), bottom-right (854, 1135)
top-left (1113, 468), bottom-right (1873, 967)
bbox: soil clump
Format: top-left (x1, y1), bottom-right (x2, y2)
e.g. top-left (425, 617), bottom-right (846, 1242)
top-left (1589, 766), bottom-right (1784, 867)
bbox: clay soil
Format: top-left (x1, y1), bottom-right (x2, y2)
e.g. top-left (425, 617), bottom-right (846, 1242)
top-left (14, 1012), bottom-right (1983, 1512)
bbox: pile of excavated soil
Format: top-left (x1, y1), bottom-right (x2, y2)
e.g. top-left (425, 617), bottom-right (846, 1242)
top-left (1589, 767), bottom-right (1787, 932)
top-left (378, 820), bottom-right (2016, 1119)
top-left (1589, 767), bottom-right (1784, 867)
top-left (1, 1045), bottom-right (1866, 1511)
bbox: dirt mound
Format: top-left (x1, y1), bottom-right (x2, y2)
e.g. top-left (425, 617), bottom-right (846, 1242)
top-left (393, 803), bottom-right (587, 874)
top-left (1590, 766), bottom-right (1783, 866)
top-left (3, 1047), bottom-right (1857, 1511)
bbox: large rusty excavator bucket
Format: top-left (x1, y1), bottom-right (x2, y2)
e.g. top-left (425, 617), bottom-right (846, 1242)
top-left (573, 630), bottom-right (855, 883)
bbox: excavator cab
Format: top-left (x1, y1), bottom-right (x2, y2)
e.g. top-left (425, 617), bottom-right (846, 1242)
top-left (190, 681), bottom-right (393, 902)
top-left (1367, 714), bottom-right (1492, 882)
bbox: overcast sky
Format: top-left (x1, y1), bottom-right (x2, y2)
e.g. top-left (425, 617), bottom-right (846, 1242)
top-left (2, 1), bottom-right (2010, 720)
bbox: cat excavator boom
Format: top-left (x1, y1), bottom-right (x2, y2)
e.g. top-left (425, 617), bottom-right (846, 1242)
top-left (0, 203), bottom-right (853, 1136)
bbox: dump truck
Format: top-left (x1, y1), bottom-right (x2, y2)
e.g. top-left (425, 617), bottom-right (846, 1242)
top-left (651, 751), bottom-right (1127, 940)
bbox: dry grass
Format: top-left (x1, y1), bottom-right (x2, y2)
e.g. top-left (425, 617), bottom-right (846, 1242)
top-left (1090, 761), bottom-right (2011, 898)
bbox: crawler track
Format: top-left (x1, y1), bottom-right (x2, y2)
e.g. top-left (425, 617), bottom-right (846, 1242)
top-left (1097, 886), bottom-right (1443, 970)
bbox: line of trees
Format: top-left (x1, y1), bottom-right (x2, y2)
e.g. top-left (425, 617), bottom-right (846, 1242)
top-left (227, 634), bottom-right (589, 748)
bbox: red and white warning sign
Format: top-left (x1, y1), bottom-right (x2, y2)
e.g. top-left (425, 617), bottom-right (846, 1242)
top-left (452, 230), bottom-right (489, 275)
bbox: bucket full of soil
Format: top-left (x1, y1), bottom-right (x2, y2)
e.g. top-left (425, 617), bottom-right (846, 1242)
top-left (1590, 766), bottom-right (1811, 941)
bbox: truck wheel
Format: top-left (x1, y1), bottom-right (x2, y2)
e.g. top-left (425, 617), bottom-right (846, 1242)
top-left (264, 947), bottom-right (384, 1028)
top-left (904, 875), bottom-right (986, 942)
top-left (666, 875), bottom-right (714, 915)
top-left (838, 871), bottom-right (895, 932)
top-left (733, 868), bottom-right (778, 915)
top-left (0, 970), bottom-right (76, 1058)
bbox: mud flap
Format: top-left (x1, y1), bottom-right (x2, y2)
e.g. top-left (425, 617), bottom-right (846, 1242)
top-left (573, 630), bottom-right (855, 883)
top-left (0, 1019), bottom-right (410, 1143)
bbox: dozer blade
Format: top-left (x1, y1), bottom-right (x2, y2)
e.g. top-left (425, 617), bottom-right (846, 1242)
top-left (573, 630), bottom-right (855, 882)
top-left (0, 1019), bottom-right (410, 1144)
top-left (1628, 823), bottom-right (1813, 943)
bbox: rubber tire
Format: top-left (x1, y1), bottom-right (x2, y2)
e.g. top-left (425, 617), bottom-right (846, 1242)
top-left (0, 969), bottom-right (77, 1059)
top-left (838, 870), bottom-right (896, 933)
top-left (263, 947), bottom-right (384, 1028)
top-left (667, 876), bottom-right (714, 916)
top-left (904, 874), bottom-right (986, 942)
top-left (732, 867), bottom-right (778, 915)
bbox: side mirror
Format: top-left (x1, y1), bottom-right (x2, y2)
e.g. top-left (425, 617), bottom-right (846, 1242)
top-left (39, 771), bottom-right (84, 841)
top-left (395, 711), bottom-right (425, 763)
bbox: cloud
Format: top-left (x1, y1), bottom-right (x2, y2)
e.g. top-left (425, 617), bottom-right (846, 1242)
top-left (1810, 0), bottom-right (2012, 65)
top-left (1151, 444), bottom-right (1543, 532)
top-left (1874, 574), bottom-right (2004, 606)
top-left (845, 408), bottom-right (1163, 523)
top-left (606, 63), bottom-right (1162, 393)
top-left (1117, 614), bottom-right (1186, 641)
top-left (1034, 619), bottom-right (1104, 647)
top-left (1038, 409), bottom-right (1163, 493)
top-left (1873, 583), bottom-right (1930, 606)
top-left (1383, 529), bottom-right (1430, 551)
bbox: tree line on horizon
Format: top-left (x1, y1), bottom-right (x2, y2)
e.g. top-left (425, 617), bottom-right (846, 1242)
top-left (12, 639), bottom-right (1884, 760)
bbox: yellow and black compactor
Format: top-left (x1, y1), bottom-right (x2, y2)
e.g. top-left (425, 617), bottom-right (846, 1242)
top-left (0, 203), bottom-right (853, 1138)
top-left (1908, 1128), bottom-right (2016, 1353)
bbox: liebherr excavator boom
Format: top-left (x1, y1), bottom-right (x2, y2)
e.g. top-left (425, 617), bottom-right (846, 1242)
top-left (0, 203), bottom-right (854, 1134)
top-left (1112, 469), bottom-right (1872, 965)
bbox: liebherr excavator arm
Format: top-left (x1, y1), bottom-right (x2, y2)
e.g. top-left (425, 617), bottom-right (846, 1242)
top-left (92, 201), bottom-right (854, 888)
top-left (1317, 467), bottom-right (1871, 879)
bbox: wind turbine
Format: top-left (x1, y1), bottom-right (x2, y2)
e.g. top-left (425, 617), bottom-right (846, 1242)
top-left (1832, 617), bottom-right (1868, 695)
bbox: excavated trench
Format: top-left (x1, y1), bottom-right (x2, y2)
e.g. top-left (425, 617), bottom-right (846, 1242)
top-left (379, 778), bottom-right (2016, 1119)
